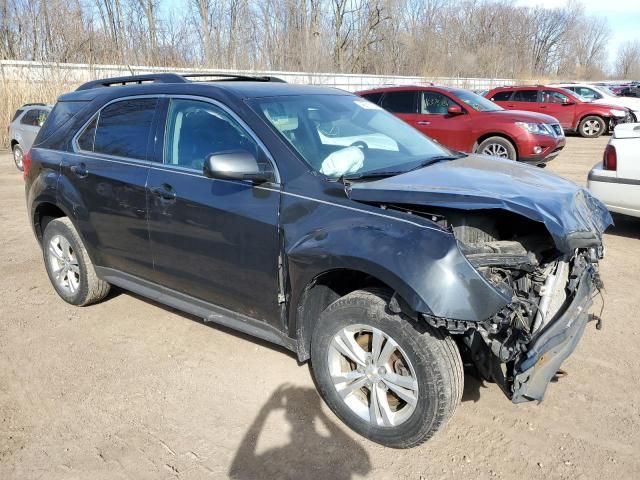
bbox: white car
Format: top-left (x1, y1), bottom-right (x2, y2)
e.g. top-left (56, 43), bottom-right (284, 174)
top-left (588, 123), bottom-right (640, 218)
top-left (556, 83), bottom-right (640, 122)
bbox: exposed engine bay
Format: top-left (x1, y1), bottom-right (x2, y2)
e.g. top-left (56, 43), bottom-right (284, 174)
top-left (384, 204), bottom-right (604, 402)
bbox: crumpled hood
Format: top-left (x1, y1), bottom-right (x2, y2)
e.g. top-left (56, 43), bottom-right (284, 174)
top-left (348, 155), bottom-right (612, 253)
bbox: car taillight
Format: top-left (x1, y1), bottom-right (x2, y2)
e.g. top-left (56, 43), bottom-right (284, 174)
top-left (603, 144), bottom-right (617, 171)
top-left (22, 149), bottom-right (32, 179)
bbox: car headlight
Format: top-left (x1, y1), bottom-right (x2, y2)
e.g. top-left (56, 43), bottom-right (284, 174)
top-left (610, 109), bottom-right (627, 117)
top-left (515, 122), bottom-right (553, 136)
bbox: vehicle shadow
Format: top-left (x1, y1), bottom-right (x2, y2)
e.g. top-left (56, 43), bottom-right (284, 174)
top-left (606, 213), bottom-right (640, 240)
top-left (228, 384), bottom-right (371, 480)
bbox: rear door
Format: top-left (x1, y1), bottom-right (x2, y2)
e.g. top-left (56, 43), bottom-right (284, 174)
top-left (504, 89), bottom-right (540, 114)
top-left (146, 97), bottom-right (282, 325)
top-left (379, 90), bottom-right (421, 130)
top-left (64, 97), bottom-right (158, 278)
top-left (539, 90), bottom-right (575, 128)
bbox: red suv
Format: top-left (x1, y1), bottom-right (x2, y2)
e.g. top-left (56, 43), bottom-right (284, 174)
top-left (485, 86), bottom-right (632, 138)
top-left (357, 86), bottom-right (565, 164)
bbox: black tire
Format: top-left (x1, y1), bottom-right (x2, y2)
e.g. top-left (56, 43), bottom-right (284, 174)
top-left (310, 288), bottom-right (463, 448)
top-left (577, 115), bottom-right (606, 138)
top-left (42, 217), bottom-right (110, 306)
top-left (12, 144), bottom-right (24, 171)
top-left (474, 136), bottom-right (517, 160)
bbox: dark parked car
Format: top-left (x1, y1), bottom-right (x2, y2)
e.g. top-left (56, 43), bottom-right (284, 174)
top-left (357, 86), bottom-right (565, 165)
top-left (25, 74), bottom-right (611, 448)
top-left (485, 85), bottom-right (632, 137)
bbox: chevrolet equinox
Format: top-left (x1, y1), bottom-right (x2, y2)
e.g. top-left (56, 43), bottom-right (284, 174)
top-left (24, 73), bottom-right (611, 448)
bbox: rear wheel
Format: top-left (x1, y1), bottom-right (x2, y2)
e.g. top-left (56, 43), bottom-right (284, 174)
top-left (42, 218), bottom-right (110, 306)
top-left (475, 136), bottom-right (517, 160)
top-left (578, 116), bottom-right (605, 138)
top-left (12, 144), bottom-right (23, 171)
top-left (310, 289), bottom-right (463, 448)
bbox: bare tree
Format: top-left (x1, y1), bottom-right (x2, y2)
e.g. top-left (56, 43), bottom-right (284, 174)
top-left (616, 40), bottom-right (640, 79)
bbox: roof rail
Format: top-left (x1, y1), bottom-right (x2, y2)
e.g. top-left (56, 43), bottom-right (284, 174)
top-left (76, 73), bottom-right (187, 91)
top-left (76, 72), bottom-right (286, 91)
top-left (181, 73), bottom-right (287, 83)
top-left (22, 102), bottom-right (47, 107)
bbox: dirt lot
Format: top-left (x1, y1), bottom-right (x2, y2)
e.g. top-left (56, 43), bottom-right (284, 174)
top-left (1, 136), bottom-right (639, 480)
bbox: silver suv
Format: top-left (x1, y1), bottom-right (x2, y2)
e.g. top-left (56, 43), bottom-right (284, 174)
top-left (9, 103), bottom-right (52, 170)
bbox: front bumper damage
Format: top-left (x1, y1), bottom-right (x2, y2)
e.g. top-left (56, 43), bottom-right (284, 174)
top-left (511, 264), bottom-right (594, 403)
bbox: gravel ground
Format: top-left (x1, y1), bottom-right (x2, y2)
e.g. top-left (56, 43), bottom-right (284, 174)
top-left (1, 136), bottom-right (639, 480)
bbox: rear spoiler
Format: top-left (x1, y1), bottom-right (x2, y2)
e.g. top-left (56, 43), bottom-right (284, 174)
top-left (613, 123), bottom-right (640, 139)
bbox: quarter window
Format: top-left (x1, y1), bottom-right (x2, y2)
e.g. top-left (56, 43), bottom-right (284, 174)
top-left (88, 98), bottom-right (158, 160)
top-left (380, 91), bottom-right (417, 113)
top-left (164, 99), bottom-right (261, 171)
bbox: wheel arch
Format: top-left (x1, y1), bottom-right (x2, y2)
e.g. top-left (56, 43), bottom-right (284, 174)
top-left (293, 268), bottom-right (403, 361)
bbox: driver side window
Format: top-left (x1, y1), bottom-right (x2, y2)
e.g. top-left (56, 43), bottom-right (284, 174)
top-left (420, 92), bottom-right (455, 114)
top-left (164, 99), bottom-right (259, 171)
top-left (541, 90), bottom-right (569, 104)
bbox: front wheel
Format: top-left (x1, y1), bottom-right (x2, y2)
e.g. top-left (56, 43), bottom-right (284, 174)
top-left (578, 116), bottom-right (605, 138)
top-left (475, 136), bottom-right (517, 160)
top-left (310, 289), bottom-right (463, 448)
top-left (12, 144), bottom-right (24, 171)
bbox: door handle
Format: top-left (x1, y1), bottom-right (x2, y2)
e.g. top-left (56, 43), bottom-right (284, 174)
top-left (416, 121), bottom-right (431, 126)
top-left (150, 184), bottom-right (177, 201)
top-left (70, 163), bottom-right (88, 178)
top-left (507, 104), bottom-right (516, 108)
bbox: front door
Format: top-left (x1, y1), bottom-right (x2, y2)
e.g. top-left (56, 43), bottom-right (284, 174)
top-left (412, 91), bottom-right (472, 151)
top-left (146, 98), bottom-right (282, 325)
top-left (539, 90), bottom-right (576, 129)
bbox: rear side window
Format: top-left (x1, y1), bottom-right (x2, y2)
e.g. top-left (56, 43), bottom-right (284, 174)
top-left (380, 91), bottom-right (417, 113)
top-left (90, 99), bottom-right (157, 160)
top-left (11, 109), bottom-right (24, 122)
top-left (360, 92), bottom-right (383, 105)
top-left (490, 91), bottom-right (513, 101)
top-left (512, 90), bottom-right (539, 102)
top-left (20, 110), bottom-right (40, 126)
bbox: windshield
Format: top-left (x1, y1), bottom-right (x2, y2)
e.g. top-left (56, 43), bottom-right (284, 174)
top-left (592, 85), bottom-right (614, 96)
top-left (451, 89), bottom-right (502, 112)
top-left (251, 95), bottom-right (453, 178)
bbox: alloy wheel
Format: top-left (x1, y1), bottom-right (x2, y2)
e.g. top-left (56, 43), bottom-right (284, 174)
top-left (583, 119), bottom-right (601, 136)
top-left (327, 324), bottom-right (419, 427)
top-left (47, 234), bottom-right (81, 295)
top-left (13, 148), bottom-right (23, 169)
top-left (481, 143), bottom-right (509, 157)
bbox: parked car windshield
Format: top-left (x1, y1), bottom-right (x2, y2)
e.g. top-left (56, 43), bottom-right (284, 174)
top-left (451, 89), bottom-right (503, 112)
top-left (251, 94), bottom-right (454, 178)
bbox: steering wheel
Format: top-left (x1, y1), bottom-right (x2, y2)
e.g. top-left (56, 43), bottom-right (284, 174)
top-left (350, 141), bottom-right (369, 151)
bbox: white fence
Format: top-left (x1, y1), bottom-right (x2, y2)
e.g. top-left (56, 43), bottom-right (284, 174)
top-left (0, 60), bottom-right (524, 91)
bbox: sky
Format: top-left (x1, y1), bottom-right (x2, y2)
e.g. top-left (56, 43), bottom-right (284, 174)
top-left (519, 0), bottom-right (640, 69)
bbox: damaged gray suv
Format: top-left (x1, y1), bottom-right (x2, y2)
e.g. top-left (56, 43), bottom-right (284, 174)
top-left (25, 74), bottom-right (611, 448)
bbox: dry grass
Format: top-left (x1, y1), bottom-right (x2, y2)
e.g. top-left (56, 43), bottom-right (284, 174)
top-left (1, 79), bottom-right (78, 148)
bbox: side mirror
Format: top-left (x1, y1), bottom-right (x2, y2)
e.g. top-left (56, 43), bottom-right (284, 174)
top-left (562, 99), bottom-right (575, 105)
top-left (447, 104), bottom-right (463, 115)
top-left (203, 150), bottom-right (273, 184)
